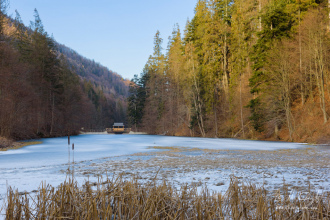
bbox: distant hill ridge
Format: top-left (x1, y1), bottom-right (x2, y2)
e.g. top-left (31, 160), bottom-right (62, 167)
top-left (57, 43), bottom-right (130, 98)
top-left (0, 9), bottom-right (129, 139)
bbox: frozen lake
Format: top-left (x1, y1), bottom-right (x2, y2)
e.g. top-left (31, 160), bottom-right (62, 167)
top-left (0, 134), bottom-right (306, 169)
top-left (1, 134), bottom-right (326, 216)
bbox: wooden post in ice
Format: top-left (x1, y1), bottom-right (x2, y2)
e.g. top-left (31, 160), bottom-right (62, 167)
top-left (72, 143), bottom-right (75, 179)
top-left (68, 135), bottom-right (70, 173)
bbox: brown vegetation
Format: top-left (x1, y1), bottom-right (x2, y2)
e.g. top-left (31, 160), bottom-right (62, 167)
top-left (0, 137), bottom-right (13, 149)
top-left (127, 0), bottom-right (330, 144)
top-left (0, 4), bottom-right (128, 140)
top-left (0, 137), bottom-right (42, 151)
top-left (3, 176), bottom-right (329, 219)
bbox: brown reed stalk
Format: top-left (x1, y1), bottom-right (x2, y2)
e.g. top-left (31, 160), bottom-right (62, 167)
top-left (3, 175), bottom-right (330, 219)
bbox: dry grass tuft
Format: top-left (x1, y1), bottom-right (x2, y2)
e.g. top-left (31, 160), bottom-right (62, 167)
top-left (0, 140), bottom-right (42, 151)
top-left (2, 176), bottom-right (329, 219)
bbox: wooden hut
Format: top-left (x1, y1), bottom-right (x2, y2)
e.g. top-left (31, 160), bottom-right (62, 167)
top-left (107, 123), bottom-right (130, 134)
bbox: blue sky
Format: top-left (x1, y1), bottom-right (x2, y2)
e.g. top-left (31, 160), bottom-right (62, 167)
top-left (7, 0), bottom-right (197, 80)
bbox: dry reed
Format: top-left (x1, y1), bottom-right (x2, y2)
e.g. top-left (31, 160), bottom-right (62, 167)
top-left (0, 141), bottom-right (42, 152)
top-left (2, 175), bottom-right (329, 219)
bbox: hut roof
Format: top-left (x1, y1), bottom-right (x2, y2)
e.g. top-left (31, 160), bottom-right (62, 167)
top-left (113, 123), bottom-right (124, 127)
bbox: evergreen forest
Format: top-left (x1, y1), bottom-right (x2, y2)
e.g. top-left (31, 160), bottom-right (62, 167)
top-left (0, 1), bottom-right (129, 140)
top-left (128, 0), bottom-right (330, 143)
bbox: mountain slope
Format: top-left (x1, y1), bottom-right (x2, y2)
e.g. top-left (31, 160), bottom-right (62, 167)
top-left (0, 10), bottom-right (129, 139)
top-left (57, 44), bottom-right (130, 98)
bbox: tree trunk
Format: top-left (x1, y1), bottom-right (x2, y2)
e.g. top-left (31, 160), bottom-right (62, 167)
top-left (213, 87), bottom-right (218, 137)
top-left (328, 0), bottom-right (330, 32)
top-left (50, 91), bottom-right (55, 135)
top-left (223, 1), bottom-right (229, 95)
top-left (314, 35), bottom-right (328, 124)
top-left (240, 78), bottom-right (245, 138)
top-left (192, 63), bottom-right (205, 137)
top-left (299, 8), bottom-right (305, 105)
top-left (282, 59), bottom-right (293, 141)
top-left (259, 0), bottom-right (262, 31)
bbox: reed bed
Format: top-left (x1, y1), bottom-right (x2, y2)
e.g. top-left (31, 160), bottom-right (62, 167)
top-left (3, 175), bottom-right (329, 219)
top-left (0, 141), bottom-right (42, 151)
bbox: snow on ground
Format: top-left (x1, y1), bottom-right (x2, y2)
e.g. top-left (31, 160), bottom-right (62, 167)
top-left (74, 145), bottom-right (330, 195)
top-left (0, 134), bottom-right (329, 218)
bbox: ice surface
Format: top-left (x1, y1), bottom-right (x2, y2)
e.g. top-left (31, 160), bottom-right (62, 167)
top-left (0, 134), bottom-right (305, 169)
top-left (0, 134), bottom-right (325, 218)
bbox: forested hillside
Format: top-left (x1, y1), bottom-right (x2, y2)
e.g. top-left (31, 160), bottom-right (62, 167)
top-left (128, 0), bottom-right (330, 143)
top-left (0, 1), bottom-right (128, 140)
top-left (56, 44), bottom-right (129, 130)
top-left (57, 44), bottom-right (129, 98)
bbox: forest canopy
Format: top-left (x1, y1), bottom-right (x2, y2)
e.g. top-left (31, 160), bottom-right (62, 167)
top-left (0, 0), bottom-right (129, 140)
top-left (128, 0), bottom-right (330, 143)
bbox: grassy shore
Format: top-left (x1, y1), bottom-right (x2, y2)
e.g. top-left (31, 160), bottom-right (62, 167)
top-left (3, 175), bottom-right (329, 219)
top-left (1, 140), bottom-right (329, 218)
top-left (0, 137), bottom-right (42, 151)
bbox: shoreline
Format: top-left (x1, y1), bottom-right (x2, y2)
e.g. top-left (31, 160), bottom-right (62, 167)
top-left (1, 135), bottom-right (329, 218)
top-left (0, 138), bottom-right (42, 151)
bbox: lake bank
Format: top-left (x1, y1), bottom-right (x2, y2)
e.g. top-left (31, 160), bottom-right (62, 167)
top-left (0, 137), bottom-right (42, 151)
top-left (4, 173), bottom-right (329, 219)
top-left (0, 134), bottom-right (316, 195)
top-left (0, 134), bottom-right (328, 218)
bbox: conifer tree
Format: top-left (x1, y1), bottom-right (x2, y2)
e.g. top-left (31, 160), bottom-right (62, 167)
top-left (127, 0), bottom-right (330, 141)
top-left (248, 1), bottom-right (293, 132)
top-left (166, 25), bottom-right (187, 134)
top-left (13, 11), bottom-right (33, 62)
top-left (0, 0), bottom-right (8, 40)
top-left (141, 31), bottom-right (167, 133)
top-left (128, 74), bottom-right (148, 131)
